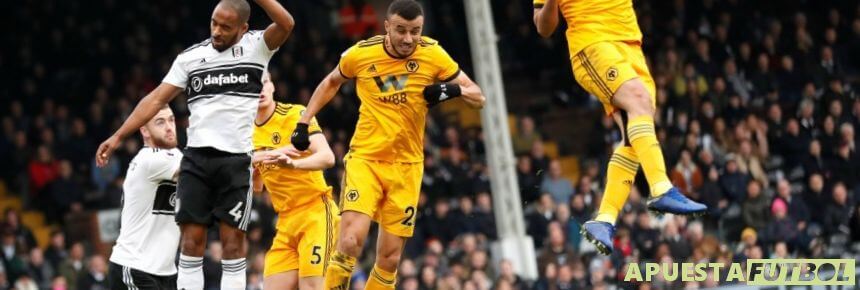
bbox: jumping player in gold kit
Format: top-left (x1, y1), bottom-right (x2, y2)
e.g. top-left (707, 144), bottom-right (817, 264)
top-left (252, 73), bottom-right (339, 290)
top-left (533, 0), bottom-right (707, 255)
top-left (290, 1), bottom-right (486, 289)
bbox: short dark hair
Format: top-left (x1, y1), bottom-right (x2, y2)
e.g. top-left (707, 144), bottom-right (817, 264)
top-left (388, 0), bottom-right (423, 20)
top-left (219, 0), bottom-right (251, 24)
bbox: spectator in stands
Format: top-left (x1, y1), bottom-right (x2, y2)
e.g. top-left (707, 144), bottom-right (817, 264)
top-left (424, 199), bottom-right (458, 246)
top-left (670, 150), bottom-right (703, 197)
top-left (541, 160), bottom-right (574, 204)
top-left (719, 158), bottom-right (749, 203)
top-left (1, 228), bottom-right (27, 286)
top-left (526, 194), bottom-right (554, 247)
top-left (26, 247), bottom-right (53, 288)
top-left (3, 209), bottom-right (36, 251)
top-left (45, 160), bottom-right (83, 224)
top-left (517, 155), bottom-right (541, 204)
top-left (764, 198), bottom-right (798, 247)
top-left (338, 0), bottom-right (379, 40)
top-left (512, 116), bottom-right (541, 156)
top-left (530, 140), bottom-right (551, 174)
top-left (775, 179), bottom-right (810, 226)
top-left (58, 242), bottom-right (85, 290)
top-left (823, 183), bottom-right (853, 237)
top-left (804, 173), bottom-right (828, 226)
top-left (742, 180), bottom-right (770, 233)
top-left (537, 222), bottom-right (577, 276)
top-left (43, 230), bottom-right (66, 271)
top-left (633, 210), bottom-right (660, 260)
top-left (76, 255), bottom-right (107, 290)
top-left (27, 145), bottom-right (59, 199)
top-left (494, 259), bottom-right (525, 290)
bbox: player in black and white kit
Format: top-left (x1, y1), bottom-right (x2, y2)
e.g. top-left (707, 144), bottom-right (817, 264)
top-left (108, 106), bottom-right (182, 290)
top-left (95, 1), bottom-right (294, 289)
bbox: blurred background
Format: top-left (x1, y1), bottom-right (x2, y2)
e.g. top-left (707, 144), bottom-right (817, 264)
top-left (1, 0), bottom-right (860, 289)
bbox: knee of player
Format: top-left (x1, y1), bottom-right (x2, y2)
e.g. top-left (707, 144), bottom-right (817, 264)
top-left (617, 84), bottom-right (654, 116)
top-left (375, 248), bottom-right (402, 270)
top-left (338, 235), bottom-right (364, 257)
top-left (180, 237), bottom-right (206, 254)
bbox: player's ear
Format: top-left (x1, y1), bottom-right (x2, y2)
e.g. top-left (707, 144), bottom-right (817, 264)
top-left (241, 23), bottom-right (249, 34)
top-left (384, 19), bottom-right (390, 33)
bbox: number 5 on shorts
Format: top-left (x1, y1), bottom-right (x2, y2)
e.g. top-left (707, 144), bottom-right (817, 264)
top-left (311, 246), bottom-right (321, 265)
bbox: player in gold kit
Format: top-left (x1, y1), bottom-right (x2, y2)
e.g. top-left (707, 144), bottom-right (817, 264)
top-left (534, 0), bottom-right (707, 255)
top-left (252, 73), bottom-right (339, 290)
top-left (290, 1), bottom-right (486, 289)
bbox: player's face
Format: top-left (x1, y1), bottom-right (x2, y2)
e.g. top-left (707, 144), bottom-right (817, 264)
top-left (211, 5), bottom-right (248, 51)
top-left (385, 14), bottom-right (424, 57)
top-left (259, 75), bottom-right (275, 108)
top-left (144, 108), bottom-right (178, 149)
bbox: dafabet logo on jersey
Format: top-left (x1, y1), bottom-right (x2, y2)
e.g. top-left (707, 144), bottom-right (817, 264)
top-left (624, 259), bottom-right (855, 286)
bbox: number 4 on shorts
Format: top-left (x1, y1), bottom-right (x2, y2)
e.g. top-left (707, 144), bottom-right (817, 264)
top-left (229, 202), bottom-right (244, 222)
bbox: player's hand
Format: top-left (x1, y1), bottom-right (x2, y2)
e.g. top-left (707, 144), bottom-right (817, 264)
top-left (262, 152), bottom-right (295, 168)
top-left (291, 122), bottom-right (311, 151)
top-left (423, 83), bottom-right (462, 107)
top-left (252, 150), bottom-right (283, 164)
top-left (95, 135), bottom-right (122, 168)
top-left (282, 145), bottom-right (305, 158)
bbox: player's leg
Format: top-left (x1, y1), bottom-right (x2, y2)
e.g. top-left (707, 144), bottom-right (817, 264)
top-left (610, 43), bottom-right (705, 215)
top-left (575, 42), bottom-right (704, 215)
top-left (582, 112), bottom-right (640, 255)
top-left (178, 224), bottom-right (207, 290)
top-left (265, 270), bottom-right (299, 290)
top-left (174, 150), bottom-right (214, 290)
top-left (293, 196), bottom-right (338, 290)
top-left (213, 154), bottom-right (254, 290)
top-left (108, 262), bottom-right (128, 290)
top-left (264, 215), bottom-right (300, 290)
top-left (364, 230), bottom-right (405, 290)
top-left (363, 161), bottom-right (422, 289)
top-left (324, 157), bottom-right (381, 290)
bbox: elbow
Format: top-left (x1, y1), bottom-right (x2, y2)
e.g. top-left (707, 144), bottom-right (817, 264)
top-left (323, 152), bottom-right (336, 169)
top-left (536, 27), bottom-right (554, 38)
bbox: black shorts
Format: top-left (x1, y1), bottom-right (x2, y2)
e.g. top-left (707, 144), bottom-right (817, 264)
top-left (175, 147), bottom-right (253, 231)
top-left (108, 262), bottom-right (177, 290)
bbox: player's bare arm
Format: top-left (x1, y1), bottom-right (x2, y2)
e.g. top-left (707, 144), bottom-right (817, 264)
top-left (252, 168), bottom-right (264, 194)
top-left (291, 67), bottom-right (349, 150)
top-left (533, 0), bottom-right (560, 38)
top-left (255, 0), bottom-right (295, 50)
top-left (449, 72), bottom-right (486, 109)
top-left (95, 83), bottom-right (183, 167)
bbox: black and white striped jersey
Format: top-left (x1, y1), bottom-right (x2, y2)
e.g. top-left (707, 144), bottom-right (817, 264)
top-left (110, 147), bottom-right (182, 276)
top-left (163, 30), bottom-right (278, 153)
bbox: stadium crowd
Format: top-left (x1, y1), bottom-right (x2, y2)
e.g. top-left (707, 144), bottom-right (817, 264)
top-left (1, 0), bottom-right (860, 289)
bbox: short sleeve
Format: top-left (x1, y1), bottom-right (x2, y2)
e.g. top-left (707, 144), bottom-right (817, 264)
top-left (308, 117), bottom-right (323, 135)
top-left (147, 151), bottom-right (182, 181)
top-left (162, 57), bottom-right (188, 88)
top-left (435, 46), bottom-right (461, 82)
top-left (338, 46), bottom-right (358, 79)
top-left (249, 30), bottom-right (278, 60)
top-left (534, 0), bottom-right (546, 8)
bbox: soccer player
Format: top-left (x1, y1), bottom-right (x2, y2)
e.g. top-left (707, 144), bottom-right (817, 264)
top-left (251, 73), bottom-right (339, 290)
top-left (290, 1), bottom-right (486, 289)
top-left (108, 105), bottom-right (182, 290)
top-left (95, 1), bottom-right (294, 289)
top-left (533, 0), bottom-right (707, 255)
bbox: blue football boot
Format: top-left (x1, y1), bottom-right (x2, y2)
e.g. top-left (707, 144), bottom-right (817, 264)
top-left (646, 187), bottom-right (707, 216)
top-left (581, 221), bottom-right (615, 255)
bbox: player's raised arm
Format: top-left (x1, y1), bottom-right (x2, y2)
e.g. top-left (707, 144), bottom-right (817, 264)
top-left (291, 67), bottom-right (349, 150)
top-left (255, 0), bottom-right (295, 50)
top-left (533, 0), bottom-right (560, 38)
top-left (95, 83), bottom-right (183, 167)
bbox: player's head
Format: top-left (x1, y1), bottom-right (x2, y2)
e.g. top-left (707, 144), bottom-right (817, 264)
top-left (385, 0), bottom-right (424, 57)
top-left (259, 71), bottom-right (275, 109)
top-left (141, 105), bottom-right (177, 149)
top-left (211, 0), bottom-right (251, 51)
